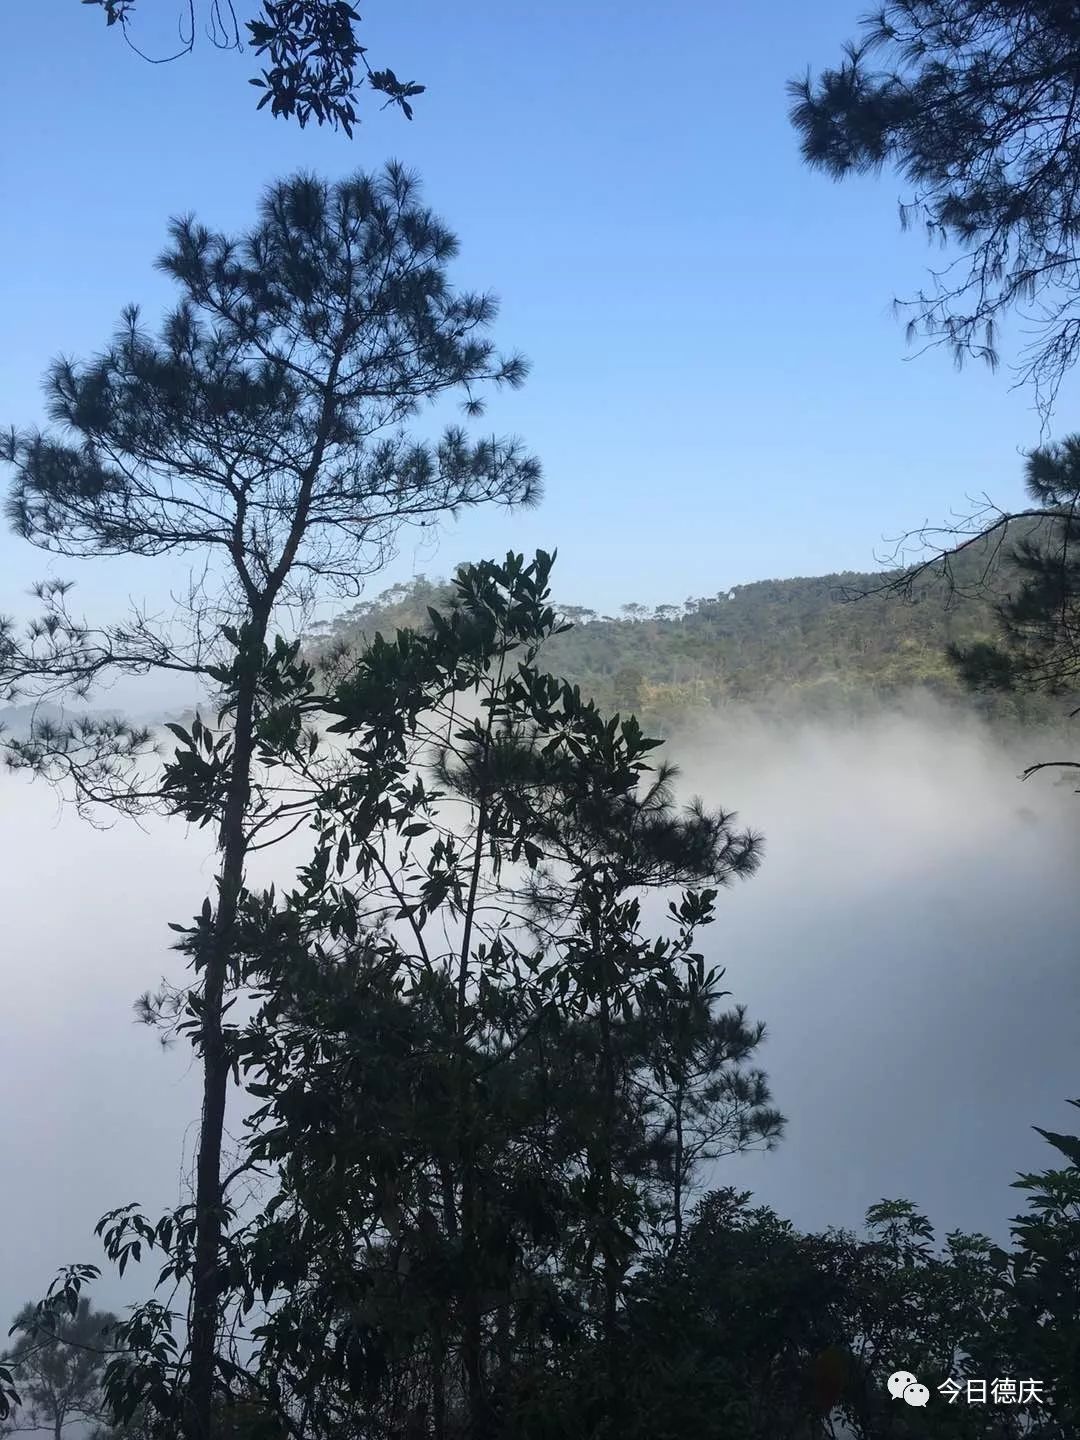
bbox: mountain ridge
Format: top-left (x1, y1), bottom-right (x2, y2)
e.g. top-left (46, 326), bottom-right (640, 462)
top-left (5, 541), bottom-right (1064, 740)
top-left (308, 543), bottom-right (1065, 734)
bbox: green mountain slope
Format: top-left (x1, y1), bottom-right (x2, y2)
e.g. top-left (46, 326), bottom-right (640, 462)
top-left (309, 544), bottom-right (1063, 734)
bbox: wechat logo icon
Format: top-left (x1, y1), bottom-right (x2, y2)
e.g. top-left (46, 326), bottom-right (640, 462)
top-left (888, 1370), bottom-right (930, 1408)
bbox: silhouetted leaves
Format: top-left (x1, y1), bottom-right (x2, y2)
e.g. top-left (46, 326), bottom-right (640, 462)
top-left (792, 1), bottom-right (1080, 417)
top-left (82, 1), bottom-right (424, 134)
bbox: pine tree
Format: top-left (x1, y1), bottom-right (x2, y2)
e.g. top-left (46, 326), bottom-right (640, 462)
top-left (791, 0), bottom-right (1080, 418)
top-left (0, 163), bottom-right (538, 1440)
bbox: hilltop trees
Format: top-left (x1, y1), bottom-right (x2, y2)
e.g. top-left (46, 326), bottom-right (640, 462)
top-left (305, 561), bottom-right (1062, 737)
top-left (0, 163), bottom-right (538, 1440)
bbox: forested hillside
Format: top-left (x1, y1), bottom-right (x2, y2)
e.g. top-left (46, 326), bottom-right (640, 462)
top-left (309, 540), bottom-right (1061, 734)
top-left (3, 541), bottom-right (1055, 740)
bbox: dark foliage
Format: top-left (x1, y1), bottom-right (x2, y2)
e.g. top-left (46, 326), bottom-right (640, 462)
top-left (948, 439), bottom-right (1080, 705)
top-left (81, 1), bottom-right (424, 134)
top-left (28, 552), bottom-right (775, 1440)
top-left (791, 0), bottom-right (1080, 417)
top-left (17, 557), bottom-right (1080, 1438)
top-left (0, 164), bottom-right (537, 1440)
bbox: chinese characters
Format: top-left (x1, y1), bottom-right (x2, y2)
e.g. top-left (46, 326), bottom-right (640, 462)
top-left (938, 1377), bottom-right (1046, 1406)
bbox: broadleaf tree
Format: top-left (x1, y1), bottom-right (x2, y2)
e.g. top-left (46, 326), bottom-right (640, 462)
top-left (80, 1), bottom-right (424, 134)
top-left (34, 552), bottom-right (771, 1440)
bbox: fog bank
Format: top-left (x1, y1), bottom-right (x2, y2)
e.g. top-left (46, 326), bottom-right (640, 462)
top-left (3, 702), bottom-right (1079, 1323)
top-left (666, 702), bottom-right (1080, 1240)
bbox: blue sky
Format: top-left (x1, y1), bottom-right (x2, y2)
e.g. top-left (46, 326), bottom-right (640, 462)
top-left (1, 1), bottom-right (1070, 629)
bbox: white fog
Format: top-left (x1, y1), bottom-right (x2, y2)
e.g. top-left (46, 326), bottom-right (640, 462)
top-left (3, 701), bottom-right (1079, 1326)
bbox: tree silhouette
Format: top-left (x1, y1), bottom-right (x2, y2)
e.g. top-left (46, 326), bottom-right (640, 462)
top-left (0, 163), bottom-right (538, 1440)
top-left (38, 553), bottom-right (768, 1440)
top-left (791, 0), bottom-right (1080, 421)
top-left (81, 1), bottom-right (424, 135)
top-left (1, 1299), bottom-right (119, 1440)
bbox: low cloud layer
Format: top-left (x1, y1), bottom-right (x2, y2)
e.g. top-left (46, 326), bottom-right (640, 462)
top-left (3, 702), bottom-right (1079, 1324)
top-left (667, 703), bottom-right (1080, 1240)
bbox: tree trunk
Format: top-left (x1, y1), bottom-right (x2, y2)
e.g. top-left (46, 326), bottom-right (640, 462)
top-left (430, 1328), bottom-right (447, 1440)
top-left (672, 1083), bottom-right (685, 1253)
top-left (185, 652), bottom-right (261, 1440)
top-left (494, 1296), bottom-right (512, 1426)
top-left (460, 1225), bottom-right (488, 1440)
top-left (597, 984), bottom-right (620, 1425)
top-left (459, 1153), bottom-right (487, 1438)
top-left (456, 795), bottom-right (493, 1440)
top-left (439, 1161), bottom-right (458, 1238)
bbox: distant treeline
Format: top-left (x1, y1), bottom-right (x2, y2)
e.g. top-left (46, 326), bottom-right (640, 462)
top-left (307, 543), bottom-right (1070, 736)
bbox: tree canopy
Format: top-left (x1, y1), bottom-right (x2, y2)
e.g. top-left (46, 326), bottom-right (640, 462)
top-left (22, 552), bottom-right (775, 1440)
top-left (791, 0), bottom-right (1080, 418)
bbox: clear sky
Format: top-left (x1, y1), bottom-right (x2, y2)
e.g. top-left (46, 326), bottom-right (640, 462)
top-left (2, 1), bottom-right (1072, 629)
